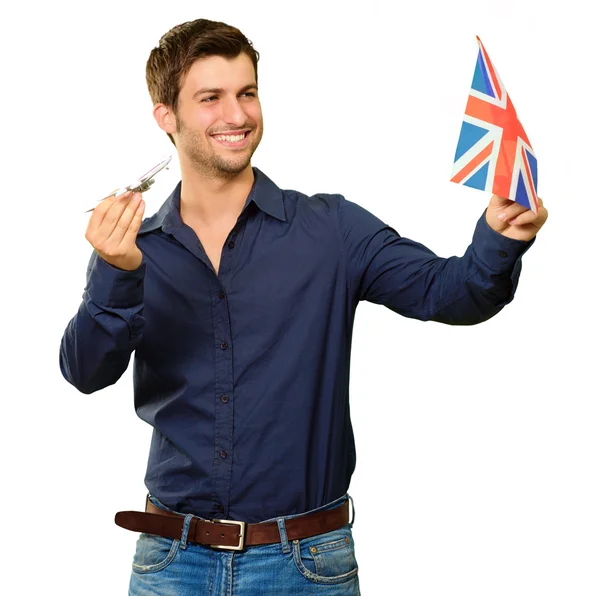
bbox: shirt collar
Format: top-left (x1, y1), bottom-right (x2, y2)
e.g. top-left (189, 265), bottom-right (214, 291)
top-left (139, 166), bottom-right (287, 235)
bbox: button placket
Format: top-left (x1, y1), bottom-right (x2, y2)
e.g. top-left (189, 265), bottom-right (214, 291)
top-left (211, 275), bottom-right (234, 519)
top-left (208, 219), bottom-right (247, 518)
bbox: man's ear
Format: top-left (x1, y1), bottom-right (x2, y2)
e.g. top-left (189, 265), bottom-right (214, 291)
top-left (153, 104), bottom-right (177, 135)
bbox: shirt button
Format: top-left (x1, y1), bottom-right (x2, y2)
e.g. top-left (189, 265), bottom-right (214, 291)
top-left (216, 503), bottom-right (224, 513)
top-left (220, 341), bottom-right (228, 350)
top-left (498, 250), bottom-right (508, 258)
top-left (218, 290), bottom-right (226, 299)
top-left (228, 241), bottom-right (235, 249)
top-left (220, 450), bottom-right (228, 459)
top-left (220, 395), bottom-right (230, 404)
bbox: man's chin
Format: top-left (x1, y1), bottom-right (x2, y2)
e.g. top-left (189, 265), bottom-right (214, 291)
top-left (182, 144), bottom-right (255, 177)
top-left (214, 153), bottom-right (254, 175)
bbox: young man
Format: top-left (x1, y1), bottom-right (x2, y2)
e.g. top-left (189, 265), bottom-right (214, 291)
top-left (59, 18), bottom-right (548, 595)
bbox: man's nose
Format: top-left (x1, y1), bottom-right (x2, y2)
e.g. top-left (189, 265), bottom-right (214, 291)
top-left (221, 97), bottom-right (247, 123)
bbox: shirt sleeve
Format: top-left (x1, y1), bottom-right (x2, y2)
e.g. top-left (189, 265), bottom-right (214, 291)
top-left (336, 195), bottom-right (535, 325)
top-left (59, 250), bottom-right (146, 393)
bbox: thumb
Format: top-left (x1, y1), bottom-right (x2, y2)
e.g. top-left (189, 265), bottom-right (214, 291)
top-left (488, 194), bottom-right (511, 211)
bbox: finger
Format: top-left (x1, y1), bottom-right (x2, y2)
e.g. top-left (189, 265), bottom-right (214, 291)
top-left (89, 190), bottom-right (133, 229)
top-left (489, 194), bottom-right (512, 209)
top-left (109, 192), bottom-right (144, 246)
top-left (97, 190), bottom-right (141, 237)
top-left (497, 201), bottom-right (528, 222)
top-left (506, 208), bottom-right (538, 226)
top-left (119, 197), bottom-right (145, 248)
top-left (509, 204), bottom-right (548, 227)
top-left (86, 191), bottom-right (127, 237)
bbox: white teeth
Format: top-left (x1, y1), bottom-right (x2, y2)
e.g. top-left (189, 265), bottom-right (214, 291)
top-left (214, 133), bottom-right (245, 142)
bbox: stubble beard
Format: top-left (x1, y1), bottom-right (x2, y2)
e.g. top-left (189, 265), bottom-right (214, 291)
top-left (176, 116), bottom-right (262, 179)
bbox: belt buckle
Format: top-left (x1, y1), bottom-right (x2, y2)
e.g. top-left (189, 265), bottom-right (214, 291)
top-left (210, 519), bottom-right (247, 551)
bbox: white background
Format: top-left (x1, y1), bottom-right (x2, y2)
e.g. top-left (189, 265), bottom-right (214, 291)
top-left (1, 0), bottom-right (598, 594)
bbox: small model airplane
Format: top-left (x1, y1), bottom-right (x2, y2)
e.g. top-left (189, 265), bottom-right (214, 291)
top-left (85, 155), bottom-right (172, 213)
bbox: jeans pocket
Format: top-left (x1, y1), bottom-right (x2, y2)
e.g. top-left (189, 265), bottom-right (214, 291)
top-left (292, 524), bottom-right (359, 585)
top-left (131, 532), bottom-right (180, 574)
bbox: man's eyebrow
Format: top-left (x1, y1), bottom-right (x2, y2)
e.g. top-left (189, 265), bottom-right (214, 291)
top-left (192, 84), bottom-right (258, 100)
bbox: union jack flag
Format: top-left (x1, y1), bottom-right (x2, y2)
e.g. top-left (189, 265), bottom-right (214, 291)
top-left (451, 36), bottom-right (538, 213)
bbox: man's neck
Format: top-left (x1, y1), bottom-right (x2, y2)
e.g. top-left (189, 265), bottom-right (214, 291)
top-left (179, 163), bottom-right (255, 229)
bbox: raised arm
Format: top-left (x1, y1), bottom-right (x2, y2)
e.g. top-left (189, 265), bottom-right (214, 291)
top-left (337, 195), bottom-right (546, 325)
top-left (59, 191), bottom-right (146, 393)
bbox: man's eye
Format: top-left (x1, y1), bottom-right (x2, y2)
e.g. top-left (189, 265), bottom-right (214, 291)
top-left (201, 93), bottom-right (256, 103)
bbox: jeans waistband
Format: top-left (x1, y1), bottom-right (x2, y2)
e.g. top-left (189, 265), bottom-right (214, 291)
top-left (147, 492), bottom-right (355, 526)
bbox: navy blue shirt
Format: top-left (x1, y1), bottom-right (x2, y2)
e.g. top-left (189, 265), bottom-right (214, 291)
top-left (60, 166), bottom-right (534, 523)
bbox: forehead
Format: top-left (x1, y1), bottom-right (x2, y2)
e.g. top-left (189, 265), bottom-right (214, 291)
top-left (180, 54), bottom-right (256, 95)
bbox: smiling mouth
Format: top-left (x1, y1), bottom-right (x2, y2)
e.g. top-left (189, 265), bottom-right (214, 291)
top-left (211, 131), bottom-right (251, 148)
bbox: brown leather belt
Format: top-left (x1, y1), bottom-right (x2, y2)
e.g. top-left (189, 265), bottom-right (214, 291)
top-left (115, 497), bottom-right (350, 551)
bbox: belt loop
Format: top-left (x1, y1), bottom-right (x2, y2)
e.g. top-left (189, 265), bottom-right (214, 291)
top-left (277, 518), bottom-right (291, 553)
top-left (180, 514), bottom-right (194, 550)
top-left (348, 494), bottom-right (356, 527)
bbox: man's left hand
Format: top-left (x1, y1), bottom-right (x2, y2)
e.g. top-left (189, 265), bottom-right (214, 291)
top-left (485, 195), bottom-right (548, 242)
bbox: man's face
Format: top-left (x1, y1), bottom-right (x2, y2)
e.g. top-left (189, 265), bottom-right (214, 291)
top-left (173, 53), bottom-right (263, 178)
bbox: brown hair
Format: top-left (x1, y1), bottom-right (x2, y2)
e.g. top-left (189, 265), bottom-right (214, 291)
top-left (146, 19), bottom-right (260, 146)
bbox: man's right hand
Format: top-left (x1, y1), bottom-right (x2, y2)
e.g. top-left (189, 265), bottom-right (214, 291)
top-left (85, 190), bottom-right (146, 271)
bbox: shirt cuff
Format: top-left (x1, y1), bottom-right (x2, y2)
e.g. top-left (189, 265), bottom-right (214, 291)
top-left (85, 254), bottom-right (146, 308)
top-left (471, 210), bottom-right (536, 272)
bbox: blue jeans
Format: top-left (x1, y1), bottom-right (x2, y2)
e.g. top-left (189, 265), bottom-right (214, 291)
top-left (128, 492), bottom-right (360, 595)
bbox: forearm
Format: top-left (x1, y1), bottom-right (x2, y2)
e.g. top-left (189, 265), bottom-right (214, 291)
top-left (59, 253), bottom-right (146, 394)
top-left (402, 213), bottom-right (534, 325)
top-left (352, 209), bottom-right (535, 324)
top-left (420, 252), bottom-right (521, 325)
